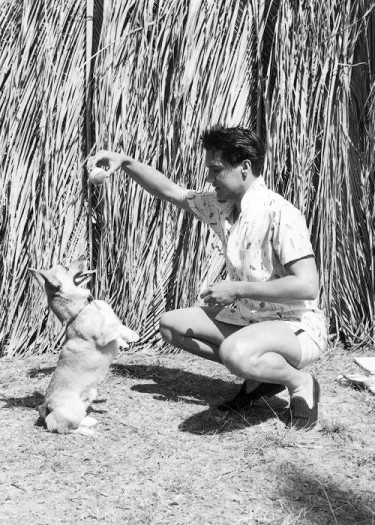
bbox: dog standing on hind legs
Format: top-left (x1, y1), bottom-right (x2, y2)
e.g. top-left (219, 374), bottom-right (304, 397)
top-left (29, 256), bottom-right (139, 434)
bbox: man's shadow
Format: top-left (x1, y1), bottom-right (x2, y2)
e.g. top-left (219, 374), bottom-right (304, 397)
top-left (112, 363), bottom-right (289, 435)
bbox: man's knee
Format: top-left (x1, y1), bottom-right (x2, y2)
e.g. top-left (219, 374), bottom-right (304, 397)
top-left (219, 338), bottom-right (259, 376)
top-left (159, 311), bottom-right (176, 343)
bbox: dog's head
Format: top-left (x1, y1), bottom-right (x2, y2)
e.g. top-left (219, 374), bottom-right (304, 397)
top-left (29, 256), bottom-right (95, 321)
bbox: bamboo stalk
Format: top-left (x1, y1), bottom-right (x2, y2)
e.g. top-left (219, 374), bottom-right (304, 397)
top-left (86, 0), bottom-right (94, 271)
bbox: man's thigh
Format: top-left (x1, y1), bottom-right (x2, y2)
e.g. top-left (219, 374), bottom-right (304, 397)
top-left (160, 306), bottom-right (241, 346)
top-left (223, 320), bottom-right (302, 368)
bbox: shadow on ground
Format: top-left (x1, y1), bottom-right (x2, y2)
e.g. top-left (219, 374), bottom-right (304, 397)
top-left (178, 398), bottom-right (289, 435)
top-left (112, 362), bottom-right (233, 404)
top-left (113, 363), bottom-right (289, 434)
top-left (28, 366), bottom-right (55, 378)
top-left (279, 463), bottom-right (375, 524)
top-left (0, 391), bottom-right (44, 409)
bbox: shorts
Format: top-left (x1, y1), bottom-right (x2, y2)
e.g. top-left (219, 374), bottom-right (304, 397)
top-left (295, 329), bottom-right (321, 369)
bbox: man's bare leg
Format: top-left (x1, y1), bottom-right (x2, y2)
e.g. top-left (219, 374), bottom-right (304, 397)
top-left (159, 306), bottom-right (239, 362)
top-left (218, 320), bottom-right (315, 408)
top-left (160, 309), bottom-right (319, 426)
top-left (160, 307), bottom-right (278, 400)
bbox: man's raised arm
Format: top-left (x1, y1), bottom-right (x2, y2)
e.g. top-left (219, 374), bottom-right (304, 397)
top-left (90, 150), bottom-right (191, 212)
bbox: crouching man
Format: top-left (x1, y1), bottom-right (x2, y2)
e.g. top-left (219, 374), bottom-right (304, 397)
top-left (91, 126), bottom-right (327, 430)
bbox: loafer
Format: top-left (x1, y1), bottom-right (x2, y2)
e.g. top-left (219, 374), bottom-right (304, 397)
top-left (287, 376), bottom-right (320, 430)
top-left (216, 381), bottom-right (286, 412)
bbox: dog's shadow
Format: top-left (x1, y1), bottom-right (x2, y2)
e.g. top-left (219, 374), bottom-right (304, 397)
top-left (0, 391), bottom-right (44, 410)
top-left (112, 363), bottom-right (289, 434)
top-left (28, 366), bottom-right (55, 379)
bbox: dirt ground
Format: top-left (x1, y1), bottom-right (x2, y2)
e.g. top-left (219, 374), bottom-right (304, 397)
top-left (1, 344), bottom-right (375, 525)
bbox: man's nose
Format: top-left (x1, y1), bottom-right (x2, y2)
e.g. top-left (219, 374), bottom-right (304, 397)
top-left (206, 170), bottom-right (215, 183)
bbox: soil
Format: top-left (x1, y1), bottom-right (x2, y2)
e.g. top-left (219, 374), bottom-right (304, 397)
top-left (1, 345), bottom-right (374, 524)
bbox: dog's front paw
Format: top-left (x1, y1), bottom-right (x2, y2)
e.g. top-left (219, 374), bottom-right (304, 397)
top-left (117, 336), bottom-right (129, 349)
top-left (119, 325), bottom-right (139, 344)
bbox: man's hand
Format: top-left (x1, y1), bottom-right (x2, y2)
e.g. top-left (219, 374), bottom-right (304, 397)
top-left (88, 151), bottom-right (126, 177)
top-left (200, 281), bottom-right (240, 306)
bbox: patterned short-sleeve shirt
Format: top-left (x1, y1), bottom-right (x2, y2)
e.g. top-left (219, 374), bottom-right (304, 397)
top-left (185, 176), bottom-right (327, 351)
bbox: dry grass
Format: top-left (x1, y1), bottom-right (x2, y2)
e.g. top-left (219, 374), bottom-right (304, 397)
top-left (1, 344), bottom-right (375, 524)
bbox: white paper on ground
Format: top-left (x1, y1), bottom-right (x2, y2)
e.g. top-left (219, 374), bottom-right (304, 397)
top-left (342, 374), bottom-right (375, 394)
top-left (354, 357), bottom-right (375, 375)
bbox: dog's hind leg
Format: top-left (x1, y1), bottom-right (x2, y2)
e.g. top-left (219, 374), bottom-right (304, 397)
top-left (45, 411), bottom-right (73, 434)
top-left (44, 401), bottom-right (86, 433)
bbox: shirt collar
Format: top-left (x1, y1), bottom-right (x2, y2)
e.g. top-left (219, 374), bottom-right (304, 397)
top-left (240, 176), bottom-right (267, 211)
top-left (212, 176), bottom-right (267, 216)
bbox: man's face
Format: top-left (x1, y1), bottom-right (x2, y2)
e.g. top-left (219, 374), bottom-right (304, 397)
top-left (205, 149), bottom-right (243, 201)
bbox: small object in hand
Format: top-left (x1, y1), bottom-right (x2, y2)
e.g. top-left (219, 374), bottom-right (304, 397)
top-left (88, 167), bottom-right (107, 186)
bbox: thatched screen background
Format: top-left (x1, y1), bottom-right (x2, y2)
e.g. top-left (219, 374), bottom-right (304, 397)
top-left (0, 0), bottom-right (374, 357)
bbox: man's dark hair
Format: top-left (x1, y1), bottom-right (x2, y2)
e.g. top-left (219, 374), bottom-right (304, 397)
top-left (201, 126), bottom-right (265, 176)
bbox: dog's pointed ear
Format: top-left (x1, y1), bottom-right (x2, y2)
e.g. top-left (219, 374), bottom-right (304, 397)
top-left (28, 268), bottom-right (46, 289)
top-left (28, 268), bottom-right (61, 292)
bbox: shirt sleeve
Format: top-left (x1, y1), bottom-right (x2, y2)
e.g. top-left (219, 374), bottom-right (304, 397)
top-left (271, 202), bottom-right (314, 266)
top-left (185, 190), bottom-right (221, 226)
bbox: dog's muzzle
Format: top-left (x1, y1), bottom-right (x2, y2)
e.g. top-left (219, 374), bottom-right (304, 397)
top-left (73, 270), bottom-right (96, 286)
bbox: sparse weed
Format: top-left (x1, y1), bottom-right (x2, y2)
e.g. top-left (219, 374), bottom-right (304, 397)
top-left (319, 418), bottom-right (349, 438)
top-left (243, 426), bottom-right (297, 466)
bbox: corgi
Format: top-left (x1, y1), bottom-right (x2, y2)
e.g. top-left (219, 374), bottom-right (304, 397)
top-left (29, 256), bottom-right (139, 434)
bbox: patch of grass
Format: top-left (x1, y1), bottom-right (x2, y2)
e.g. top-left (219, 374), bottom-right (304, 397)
top-left (243, 426), bottom-right (298, 467)
top-left (363, 392), bottom-right (375, 413)
top-left (319, 418), bottom-right (350, 438)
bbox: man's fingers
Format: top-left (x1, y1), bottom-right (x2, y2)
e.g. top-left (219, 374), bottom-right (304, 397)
top-left (203, 296), bottom-right (222, 307)
top-left (104, 169), bottom-right (115, 179)
top-left (88, 151), bottom-right (111, 170)
top-left (87, 156), bottom-right (95, 172)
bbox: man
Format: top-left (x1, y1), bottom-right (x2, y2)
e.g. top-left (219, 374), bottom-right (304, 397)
top-left (91, 126), bottom-right (327, 430)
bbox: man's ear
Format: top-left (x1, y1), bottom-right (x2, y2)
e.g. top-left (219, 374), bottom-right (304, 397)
top-left (28, 268), bottom-right (60, 292)
top-left (241, 159), bottom-right (253, 180)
